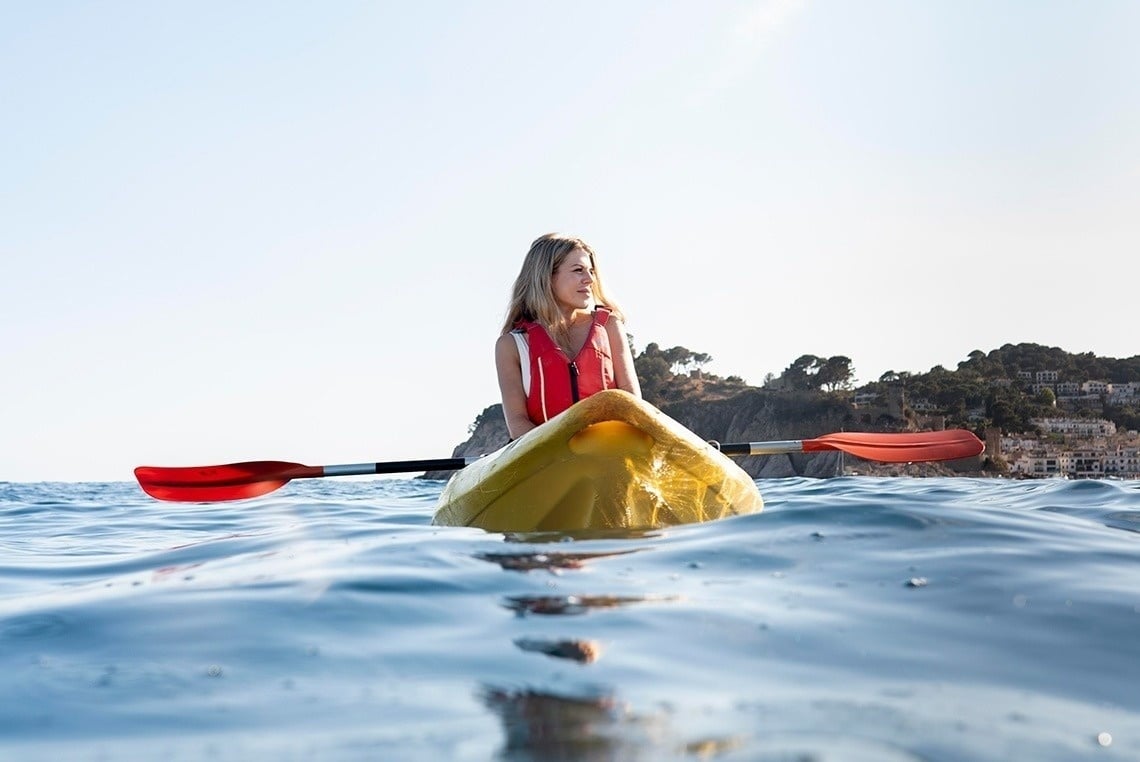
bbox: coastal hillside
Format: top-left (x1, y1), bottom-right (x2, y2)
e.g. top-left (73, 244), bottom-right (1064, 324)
top-left (421, 384), bottom-right (975, 480)
top-left (424, 342), bottom-right (1139, 480)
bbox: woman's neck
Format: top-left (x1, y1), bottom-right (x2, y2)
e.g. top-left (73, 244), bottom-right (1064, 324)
top-left (560, 307), bottom-right (592, 326)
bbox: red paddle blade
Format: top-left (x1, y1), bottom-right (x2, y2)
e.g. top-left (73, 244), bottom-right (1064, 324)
top-left (801, 429), bottom-right (984, 463)
top-left (134, 461), bottom-right (316, 502)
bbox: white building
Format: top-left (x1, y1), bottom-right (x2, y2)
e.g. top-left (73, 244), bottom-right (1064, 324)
top-left (1032, 418), bottom-right (1117, 437)
top-left (1022, 453), bottom-right (1062, 477)
top-left (1001, 436), bottom-right (1041, 451)
top-left (1059, 450), bottom-right (1104, 478)
top-left (1105, 448), bottom-right (1140, 477)
top-left (1108, 382), bottom-right (1140, 403)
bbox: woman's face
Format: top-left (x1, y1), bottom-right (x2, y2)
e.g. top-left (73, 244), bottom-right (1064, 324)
top-left (551, 248), bottom-right (596, 314)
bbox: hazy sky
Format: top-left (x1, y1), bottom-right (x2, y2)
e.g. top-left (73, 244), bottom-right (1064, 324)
top-left (3, 1), bottom-right (1137, 481)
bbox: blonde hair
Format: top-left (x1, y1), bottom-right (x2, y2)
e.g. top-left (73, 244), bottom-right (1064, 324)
top-left (501, 233), bottom-right (626, 347)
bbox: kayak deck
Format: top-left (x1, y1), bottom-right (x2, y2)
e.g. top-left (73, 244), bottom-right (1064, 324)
top-left (432, 390), bottom-right (763, 532)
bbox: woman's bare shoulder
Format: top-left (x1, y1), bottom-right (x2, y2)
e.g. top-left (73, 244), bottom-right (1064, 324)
top-left (603, 315), bottom-right (629, 340)
top-left (495, 331), bottom-right (520, 357)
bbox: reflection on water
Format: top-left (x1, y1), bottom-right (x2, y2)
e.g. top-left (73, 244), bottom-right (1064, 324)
top-left (481, 687), bottom-right (745, 761)
top-left (504, 528), bottom-right (662, 544)
top-left (503, 593), bottom-right (677, 616)
top-left (476, 548), bottom-right (641, 573)
top-left (481, 687), bottom-right (652, 761)
top-left (514, 637), bottom-right (602, 664)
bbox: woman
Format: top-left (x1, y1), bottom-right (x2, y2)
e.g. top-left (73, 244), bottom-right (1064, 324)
top-left (495, 233), bottom-right (641, 439)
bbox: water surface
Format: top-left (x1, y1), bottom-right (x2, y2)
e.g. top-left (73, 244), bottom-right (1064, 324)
top-left (2, 477), bottom-right (1138, 760)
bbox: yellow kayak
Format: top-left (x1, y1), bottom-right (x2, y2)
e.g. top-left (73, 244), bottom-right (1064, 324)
top-left (432, 389), bottom-right (763, 532)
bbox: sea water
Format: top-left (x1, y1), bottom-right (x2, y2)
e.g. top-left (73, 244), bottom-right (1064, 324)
top-left (1, 476), bottom-right (1138, 760)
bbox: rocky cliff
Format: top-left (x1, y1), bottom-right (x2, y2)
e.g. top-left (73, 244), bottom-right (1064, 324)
top-left (421, 404), bottom-right (511, 480)
top-left (421, 387), bottom-right (984, 480)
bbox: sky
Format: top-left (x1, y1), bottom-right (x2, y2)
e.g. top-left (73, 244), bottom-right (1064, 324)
top-left (3, 1), bottom-right (1138, 482)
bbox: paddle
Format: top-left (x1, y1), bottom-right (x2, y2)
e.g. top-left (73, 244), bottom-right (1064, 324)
top-left (133, 458), bottom-right (481, 503)
top-left (714, 429), bottom-right (985, 462)
top-left (134, 429), bottom-right (983, 503)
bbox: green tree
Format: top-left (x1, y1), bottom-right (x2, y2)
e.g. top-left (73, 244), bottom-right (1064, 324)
top-left (818, 356), bottom-right (855, 392)
top-left (1105, 404), bottom-right (1140, 432)
top-left (691, 352), bottom-right (713, 374)
top-left (782, 354), bottom-right (823, 391)
top-left (663, 346), bottom-right (693, 374)
top-left (634, 351), bottom-right (672, 404)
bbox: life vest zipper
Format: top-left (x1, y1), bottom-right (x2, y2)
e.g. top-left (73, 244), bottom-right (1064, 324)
top-left (568, 361), bottom-right (580, 403)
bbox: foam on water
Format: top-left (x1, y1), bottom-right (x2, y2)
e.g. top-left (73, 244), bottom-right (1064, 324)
top-left (1, 476), bottom-right (1138, 760)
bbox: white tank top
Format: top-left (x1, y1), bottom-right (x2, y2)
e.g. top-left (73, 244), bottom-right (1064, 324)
top-left (511, 330), bottom-right (531, 393)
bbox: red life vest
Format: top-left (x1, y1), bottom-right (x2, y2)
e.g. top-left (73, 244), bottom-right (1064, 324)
top-left (515, 309), bottom-right (615, 425)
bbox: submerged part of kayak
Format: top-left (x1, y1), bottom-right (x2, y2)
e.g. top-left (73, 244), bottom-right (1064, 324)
top-left (432, 389), bottom-right (763, 532)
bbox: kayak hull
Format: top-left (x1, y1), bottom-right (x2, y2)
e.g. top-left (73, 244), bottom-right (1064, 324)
top-left (432, 390), bottom-right (763, 532)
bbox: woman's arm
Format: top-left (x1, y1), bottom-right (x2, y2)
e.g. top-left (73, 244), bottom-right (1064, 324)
top-left (606, 317), bottom-right (642, 397)
top-left (495, 333), bottom-right (537, 439)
